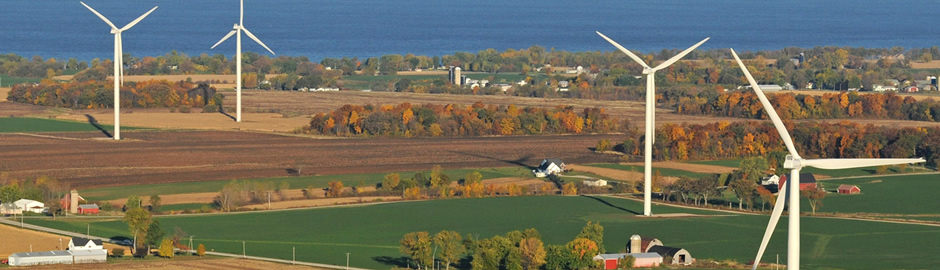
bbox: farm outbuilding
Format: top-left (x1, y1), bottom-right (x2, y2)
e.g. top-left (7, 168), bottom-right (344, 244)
top-left (837, 184), bottom-right (861, 194)
top-left (70, 249), bottom-right (107, 264)
top-left (626, 234), bottom-right (663, 253)
top-left (594, 253), bottom-right (628, 269)
top-left (77, 204), bottom-right (99, 214)
top-left (778, 173), bottom-right (817, 191)
top-left (7, 250), bottom-right (73, 266)
top-left (631, 253), bottom-right (664, 267)
top-left (13, 199), bottom-right (45, 214)
top-left (648, 246), bottom-right (693, 265)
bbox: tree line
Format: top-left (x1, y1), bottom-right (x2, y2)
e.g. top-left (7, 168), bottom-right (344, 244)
top-left (673, 89), bottom-right (940, 123)
top-left (607, 121), bottom-right (940, 168)
top-left (399, 222), bottom-right (607, 270)
top-left (7, 79), bottom-right (223, 111)
top-left (301, 102), bottom-right (621, 137)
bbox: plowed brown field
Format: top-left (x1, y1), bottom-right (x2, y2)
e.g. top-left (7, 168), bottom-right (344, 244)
top-left (0, 130), bottom-right (621, 189)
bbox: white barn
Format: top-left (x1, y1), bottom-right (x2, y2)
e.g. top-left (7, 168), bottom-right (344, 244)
top-left (70, 249), bottom-right (107, 264)
top-left (8, 251), bottom-right (73, 266)
top-left (13, 199), bottom-right (45, 214)
top-left (583, 179), bottom-right (608, 187)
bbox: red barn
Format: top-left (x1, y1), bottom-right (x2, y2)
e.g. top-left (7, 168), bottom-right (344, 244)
top-left (837, 184), bottom-right (861, 194)
top-left (77, 204), bottom-right (99, 214)
top-left (778, 173), bottom-right (817, 191)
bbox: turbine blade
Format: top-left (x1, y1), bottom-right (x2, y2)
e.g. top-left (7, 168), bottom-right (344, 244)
top-left (240, 0), bottom-right (245, 26)
top-left (80, 1), bottom-right (118, 30)
top-left (596, 31), bottom-right (650, 69)
top-left (730, 48), bottom-right (801, 157)
top-left (242, 27), bottom-right (276, 55)
top-left (751, 180), bottom-right (788, 270)
top-left (120, 6), bottom-right (158, 31)
top-left (804, 158), bottom-right (926, 170)
top-left (211, 30), bottom-right (238, 49)
top-left (653, 37), bottom-right (710, 71)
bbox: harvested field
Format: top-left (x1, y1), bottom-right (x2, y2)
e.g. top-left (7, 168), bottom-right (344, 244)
top-left (240, 196), bottom-right (401, 210)
top-left (0, 130), bottom-right (622, 189)
top-left (0, 223), bottom-right (122, 258)
top-left (624, 161), bottom-right (736, 174)
top-left (53, 110), bottom-right (311, 133)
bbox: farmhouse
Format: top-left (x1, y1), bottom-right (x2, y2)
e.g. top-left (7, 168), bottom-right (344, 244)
top-left (778, 173), bottom-right (817, 191)
top-left (13, 199), bottom-right (45, 214)
top-left (533, 158), bottom-right (565, 177)
top-left (77, 204), bottom-right (99, 214)
top-left (837, 184), bottom-right (861, 194)
top-left (68, 237), bottom-right (103, 250)
top-left (760, 175), bottom-right (780, 186)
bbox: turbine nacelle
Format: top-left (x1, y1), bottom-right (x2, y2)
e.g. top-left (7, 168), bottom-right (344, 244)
top-left (783, 155), bottom-right (799, 169)
top-left (641, 68), bottom-right (654, 75)
top-left (233, 24), bottom-right (240, 30)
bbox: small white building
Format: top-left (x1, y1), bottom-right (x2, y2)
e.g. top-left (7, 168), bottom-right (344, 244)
top-left (533, 158), bottom-right (565, 177)
top-left (583, 179), bottom-right (608, 187)
top-left (68, 237), bottom-right (104, 250)
top-left (0, 202), bottom-right (22, 215)
top-left (8, 250), bottom-right (73, 266)
top-left (14, 199), bottom-right (45, 214)
top-left (760, 175), bottom-right (780, 186)
top-left (70, 249), bottom-right (107, 264)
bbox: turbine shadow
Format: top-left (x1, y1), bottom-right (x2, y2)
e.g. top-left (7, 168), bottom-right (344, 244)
top-left (372, 256), bottom-right (409, 268)
top-left (447, 150), bottom-right (536, 170)
top-left (219, 109), bottom-right (236, 121)
top-left (581, 195), bottom-right (640, 215)
top-left (84, 114), bottom-right (113, 138)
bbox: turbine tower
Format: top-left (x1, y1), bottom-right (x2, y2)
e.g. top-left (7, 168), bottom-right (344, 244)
top-left (81, 2), bottom-right (158, 140)
top-left (597, 32), bottom-right (709, 216)
top-left (730, 48), bottom-right (925, 270)
top-left (211, 0), bottom-right (275, 123)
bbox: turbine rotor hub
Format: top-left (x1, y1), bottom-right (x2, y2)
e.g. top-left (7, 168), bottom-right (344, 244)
top-left (232, 24), bottom-right (240, 30)
top-left (783, 155), bottom-right (801, 169)
top-left (642, 68), bottom-right (653, 75)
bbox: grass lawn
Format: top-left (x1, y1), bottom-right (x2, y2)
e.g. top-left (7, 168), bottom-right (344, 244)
top-left (689, 159), bottom-right (743, 168)
top-left (81, 167), bottom-right (538, 201)
top-left (0, 117), bottom-right (142, 133)
top-left (809, 173), bottom-right (940, 216)
top-left (26, 195), bottom-right (939, 269)
top-left (585, 163), bottom-right (711, 179)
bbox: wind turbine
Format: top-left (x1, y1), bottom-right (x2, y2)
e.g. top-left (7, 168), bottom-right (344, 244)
top-left (210, 0), bottom-right (275, 123)
top-left (730, 49), bottom-right (925, 270)
top-left (597, 32), bottom-right (709, 216)
top-left (81, 2), bottom-right (158, 140)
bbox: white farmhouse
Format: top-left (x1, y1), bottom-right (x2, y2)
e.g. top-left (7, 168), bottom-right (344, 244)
top-left (533, 158), bottom-right (565, 177)
top-left (68, 237), bottom-right (104, 250)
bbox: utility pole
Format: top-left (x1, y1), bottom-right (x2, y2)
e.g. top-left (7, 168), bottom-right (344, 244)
top-left (242, 241), bottom-right (246, 257)
top-left (346, 252), bottom-right (350, 270)
top-left (292, 247), bottom-right (295, 265)
top-left (189, 236), bottom-right (195, 254)
top-left (87, 224), bottom-right (90, 238)
top-left (267, 192), bottom-right (271, 209)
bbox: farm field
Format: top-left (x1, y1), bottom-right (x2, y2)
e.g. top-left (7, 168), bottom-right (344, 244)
top-left (584, 163), bottom-right (713, 179)
top-left (811, 173), bottom-right (940, 218)
top-left (23, 195), bottom-right (940, 269)
top-left (0, 117), bottom-right (138, 133)
top-left (0, 129), bottom-right (621, 189)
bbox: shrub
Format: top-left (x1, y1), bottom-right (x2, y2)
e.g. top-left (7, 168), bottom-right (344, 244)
top-left (158, 239), bottom-right (174, 258)
top-left (111, 248), bottom-right (125, 258)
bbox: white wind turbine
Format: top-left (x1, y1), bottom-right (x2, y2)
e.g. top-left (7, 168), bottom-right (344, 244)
top-left (210, 0), bottom-right (275, 123)
top-left (730, 49), bottom-right (925, 270)
top-left (81, 2), bottom-right (158, 140)
top-left (597, 32), bottom-right (709, 216)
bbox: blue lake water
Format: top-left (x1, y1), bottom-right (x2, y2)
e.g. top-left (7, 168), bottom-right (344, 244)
top-left (1, 0), bottom-right (938, 62)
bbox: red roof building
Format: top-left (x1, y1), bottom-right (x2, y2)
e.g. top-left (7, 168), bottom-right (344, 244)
top-left (837, 184), bottom-right (861, 194)
top-left (77, 204), bottom-right (99, 214)
top-left (779, 173), bottom-right (817, 191)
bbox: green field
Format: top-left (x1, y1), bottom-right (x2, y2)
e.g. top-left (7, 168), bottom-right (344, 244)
top-left (689, 159), bottom-right (743, 168)
top-left (25, 195), bottom-right (939, 269)
top-left (584, 163), bottom-right (711, 179)
top-left (81, 167), bottom-right (538, 201)
top-left (0, 117), bottom-right (141, 133)
top-left (810, 173), bottom-right (940, 217)
top-left (0, 74), bottom-right (41, 87)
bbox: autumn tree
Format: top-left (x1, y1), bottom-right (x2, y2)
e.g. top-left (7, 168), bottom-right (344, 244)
top-left (434, 230), bottom-right (465, 270)
top-left (802, 188), bottom-right (827, 214)
top-left (576, 221), bottom-right (605, 253)
top-left (149, 194), bottom-right (162, 213)
top-left (430, 165), bottom-right (451, 187)
top-left (327, 181), bottom-right (344, 198)
top-left (756, 185), bottom-right (775, 211)
top-left (464, 171), bottom-right (483, 184)
top-left (196, 244), bottom-right (206, 256)
top-left (400, 232), bottom-right (433, 269)
top-left (122, 200), bottom-right (151, 254)
top-left (383, 173), bottom-right (401, 192)
top-left (566, 238), bottom-right (599, 269)
top-left (158, 239), bottom-right (174, 258)
top-left (519, 237), bottom-right (546, 270)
